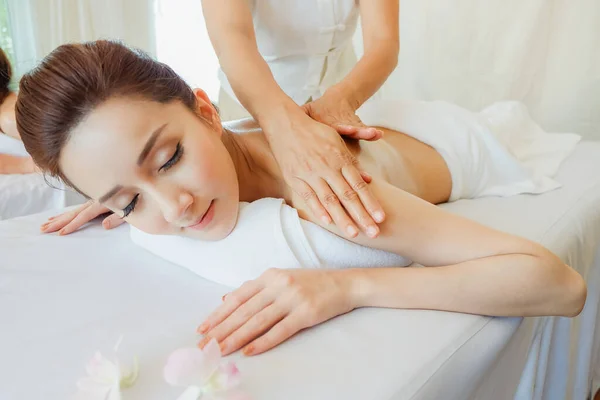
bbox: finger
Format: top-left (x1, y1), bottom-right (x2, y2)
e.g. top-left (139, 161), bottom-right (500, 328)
top-left (336, 125), bottom-right (383, 141)
top-left (335, 124), bottom-right (360, 136)
top-left (326, 173), bottom-right (379, 238)
top-left (242, 315), bottom-right (303, 356)
top-left (293, 180), bottom-right (332, 225)
top-left (102, 213), bottom-right (125, 230)
top-left (356, 127), bottom-right (384, 141)
top-left (202, 290), bottom-right (274, 344)
top-left (58, 204), bottom-right (107, 235)
top-left (197, 281), bottom-right (262, 334)
top-left (219, 304), bottom-right (287, 356)
top-left (41, 203), bottom-right (93, 233)
top-left (360, 171), bottom-right (372, 183)
top-left (343, 164), bottom-right (385, 224)
top-left (312, 178), bottom-right (359, 238)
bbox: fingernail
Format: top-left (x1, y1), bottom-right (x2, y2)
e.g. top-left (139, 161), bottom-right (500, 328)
top-left (197, 323), bottom-right (209, 334)
top-left (219, 342), bottom-right (227, 353)
top-left (221, 293), bottom-right (228, 301)
top-left (374, 211), bottom-right (385, 223)
top-left (367, 226), bottom-right (378, 238)
top-left (58, 229), bottom-right (66, 236)
top-left (321, 215), bottom-right (331, 225)
top-left (103, 220), bottom-right (110, 229)
top-left (243, 344), bottom-right (254, 356)
top-left (48, 216), bottom-right (55, 221)
top-left (347, 226), bottom-right (358, 237)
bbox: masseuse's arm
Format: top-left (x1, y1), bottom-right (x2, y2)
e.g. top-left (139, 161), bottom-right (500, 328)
top-left (0, 154), bottom-right (36, 174)
top-left (198, 180), bottom-right (586, 356)
top-left (0, 92), bottom-right (21, 141)
top-left (304, 0), bottom-right (400, 129)
top-left (202, 0), bottom-right (385, 239)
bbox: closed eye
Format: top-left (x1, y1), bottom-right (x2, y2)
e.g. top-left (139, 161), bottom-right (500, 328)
top-left (122, 194), bottom-right (139, 218)
top-left (160, 142), bottom-right (183, 172)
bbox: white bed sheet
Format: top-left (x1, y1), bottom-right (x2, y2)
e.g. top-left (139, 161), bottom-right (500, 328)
top-left (0, 135), bottom-right (84, 220)
top-left (1, 142), bottom-right (600, 400)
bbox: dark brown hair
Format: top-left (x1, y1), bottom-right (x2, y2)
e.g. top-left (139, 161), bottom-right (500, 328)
top-left (16, 40), bottom-right (196, 186)
top-left (0, 47), bottom-right (12, 105)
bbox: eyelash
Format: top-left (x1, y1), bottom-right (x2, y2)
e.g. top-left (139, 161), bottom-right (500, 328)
top-left (122, 194), bottom-right (139, 218)
top-left (121, 143), bottom-right (184, 218)
top-left (160, 142), bottom-right (184, 172)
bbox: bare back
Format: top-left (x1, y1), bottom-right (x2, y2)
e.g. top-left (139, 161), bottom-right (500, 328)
top-left (224, 118), bottom-right (452, 205)
top-left (348, 127), bottom-right (452, 204)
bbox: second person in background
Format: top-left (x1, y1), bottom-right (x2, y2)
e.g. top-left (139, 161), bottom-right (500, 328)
top-left (202, 0), bottom-right (399, 239)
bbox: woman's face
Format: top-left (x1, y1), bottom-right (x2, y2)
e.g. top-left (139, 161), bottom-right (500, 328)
top-left (60, 90), bottom-right (240, 240)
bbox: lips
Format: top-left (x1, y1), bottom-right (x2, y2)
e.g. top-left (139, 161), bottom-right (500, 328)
top-left (187, 200), bottom-right (215, 231)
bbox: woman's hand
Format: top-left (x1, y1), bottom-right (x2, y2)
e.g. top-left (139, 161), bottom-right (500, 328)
top-left (266, 112), bottom-right (385, 239)
top-left (303, 89), bottom-right (378, 140)
top-left (196, 268), bottom-right (356, 356)
top-left (40, 200), bottom-right (124, 235)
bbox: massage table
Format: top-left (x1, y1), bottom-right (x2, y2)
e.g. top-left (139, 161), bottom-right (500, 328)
top-left (0, 135), bottom-right (85, 220)
top-left (2, 141), bottom-right (600, 399)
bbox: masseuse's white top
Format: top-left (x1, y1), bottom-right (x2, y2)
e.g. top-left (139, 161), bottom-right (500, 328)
top-left (217, 0), bottom-right (360, 105)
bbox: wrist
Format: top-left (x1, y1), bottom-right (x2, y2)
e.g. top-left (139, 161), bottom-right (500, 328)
top-left (258, 102), bottom-right (311, 139)
top-left (335, 268), bottom-right (371, 309)
top-left (325, 83), bottom-right (362, 112)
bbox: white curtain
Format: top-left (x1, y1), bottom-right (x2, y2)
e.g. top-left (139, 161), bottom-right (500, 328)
top-left (355, 0), bottom-right (600, 139)
top-left (7, 0), bottom-right (156, 80)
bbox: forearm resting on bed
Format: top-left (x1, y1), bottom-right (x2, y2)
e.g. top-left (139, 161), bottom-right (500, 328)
top-left (0, 154), bottom-right (34, 174)
top-left (344, 251), bottom-right (586, 317)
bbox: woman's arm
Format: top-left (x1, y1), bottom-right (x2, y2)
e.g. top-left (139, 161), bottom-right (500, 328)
top-left (302, 0), bottom-right (399, 137)
top-left (0, 154), bottom-right (35, 174)
top-left (329, 0), bottom-right (400, 110)
top-left (202, 0), bottom-right (385, 239)
top-left (198, 180), bottom-right (586, 356)
top-left (201, 0), bottom-right (297, 124)
top-left (298, 179), bottom-right (586, 317)
top-left (0, 92), bottom-right (20, 140)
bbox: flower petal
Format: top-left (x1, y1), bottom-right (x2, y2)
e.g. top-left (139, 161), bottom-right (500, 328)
top-left (119, 356), bottom-right (139, 388)
top-left (208, 362), bottom-right (242, 391)
top-left (73, 377), bottom-right (114, 400)
top-left (85, 352), bottom-right (119, 383)
top-left (175, 386), bottom-right (203, 400)
top-left (164, 343), bottom-right (221, 387)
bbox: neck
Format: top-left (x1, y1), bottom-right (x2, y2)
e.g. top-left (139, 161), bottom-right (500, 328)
top-left (221, 128), bottom-right (286, 203)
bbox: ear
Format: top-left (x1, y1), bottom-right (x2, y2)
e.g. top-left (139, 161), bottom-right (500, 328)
top-left (193, 88), bottom-right (222, 134)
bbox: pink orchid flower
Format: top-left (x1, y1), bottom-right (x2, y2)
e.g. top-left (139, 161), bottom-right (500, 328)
top-left (164, 339), bottom-right (250, 400)
top-left (73, 338), bottom-right (139, 400)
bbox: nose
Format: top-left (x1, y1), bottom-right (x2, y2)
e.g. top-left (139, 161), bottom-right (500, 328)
top-left (150, 185), bottom-right (194, 225)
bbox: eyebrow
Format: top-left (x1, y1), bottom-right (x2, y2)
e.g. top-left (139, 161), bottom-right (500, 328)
top-left (99, 185), bottom-right (124, 203)
top-left (137, 123), bottom-right (168, 166)
top-left (98, 123), bottom-right (168, 204)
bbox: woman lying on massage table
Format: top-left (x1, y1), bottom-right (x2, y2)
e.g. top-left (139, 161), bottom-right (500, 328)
top-left (0, 47), bottom-right (36, 175)
top-left (16, 40), bottom-right (586, 357)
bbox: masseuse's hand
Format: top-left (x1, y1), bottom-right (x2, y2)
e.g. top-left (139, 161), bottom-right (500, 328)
top-left (197, 268), bottom-right (355, 356)
top-left (267, 112), bottom-right (385, 239)
top-left (303, 88), bottom-right (379, 141)
top-left (40, 200), bottom-right (124, 235)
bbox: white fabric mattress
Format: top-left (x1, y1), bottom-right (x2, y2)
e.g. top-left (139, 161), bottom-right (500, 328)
top-left (2, 142), bottom-right (600, 400)
top-left (0, 135), bottom-right (84, 220)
